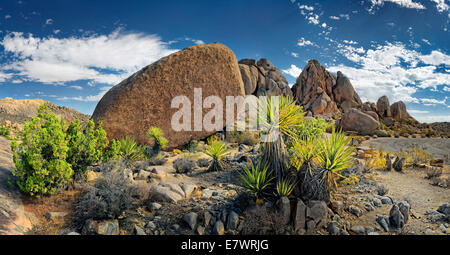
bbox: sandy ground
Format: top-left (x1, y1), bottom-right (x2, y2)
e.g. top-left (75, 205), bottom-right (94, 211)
top-left (364, 137), bottom-right (450, 162)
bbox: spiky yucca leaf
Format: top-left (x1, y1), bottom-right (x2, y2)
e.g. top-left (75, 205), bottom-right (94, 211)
top-left (317, 128), bottom-right (354, 191)
top-left (239, 160), bottom-right (275, 198)
top-left (205, 140), bottom-right (229, 171)
top-left (275, 177), bottom-right (296, 198)
top-left (147, 127), bottom-right (168, 149)
top-left (290, 136), bottom-right (322, 172)
top-left (119, 137), bottom-right (146, 161)
top-left (258, 95), bottom-right (305, 180)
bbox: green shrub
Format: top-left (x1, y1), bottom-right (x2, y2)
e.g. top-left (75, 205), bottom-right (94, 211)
top-left (205, 140), bottom-right (229, 171)
top-left (239, 160), bottom-right (274, 199)
top-left (103, 139), bottom-right (122, 161)
top-left (183, 139), bottom-right (198, 153)
top-left (146, 127), bottom-right (168, 156)
top-left (0, 125), bottom-right (11, 138)
top-left (294, 117), bottom-right (329, 140)
top-left (66, 119), bottom-right (109, 174)
top-left (117, 137), bottom-right (147, 161)
top-left (275, 178), bottom-right (295, 198)
top-left (10, 105), bottom-right (73, 197)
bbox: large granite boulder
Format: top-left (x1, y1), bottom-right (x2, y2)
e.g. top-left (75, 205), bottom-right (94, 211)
top-left (238, 58), bottom-right (292, 97)
top-left (376, 96), bottom-right (391, 118)
top-left (390, 101), bottom-right (410, 121)
top-left (292, 60), bottom-right (337, 116)
top-left (333, 71), bottom-right (362, 111)
top-left (92, 43), bottom-right (245, 148)
top-left (337, 108), bottom-right (380, 135)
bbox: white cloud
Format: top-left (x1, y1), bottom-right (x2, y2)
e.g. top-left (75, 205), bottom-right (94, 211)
top-left (327, 42), bottom-right (450, 103)
top-left (307, 14), bottom-right (320, 25)
top-left (430, 0), bottom-right (449, 12)
top-left (408, 109), bottom-right (430, 114)
top-left (5, 15), bottom-right (11, 19)
top-left (414, 114), bottom-right (450, 123)
top-left (291, 52), bottom-right (299, 58)
top-left (282, 64), bottom-right (302, 78)
top-left (298, 5), bottom-right (314, 11)
top-left (422, 38), bottom-right (431, 45)
top-left (369, 0), bottom-right (426, 10)
top-left (329, 16), bottom-right (340, 20)
top-left (420, 97), bottom-right (448, 105)
top-left (53, 29), bottom-right (60, 34)
top-left (297, 37), bottom-right (315, 47)
top-left (58, 86), bottom-right (111, 102)
top-left (339, 14), bottom-right (350, 20)
top-left (70, 85), bottom-right (83, 90)
top-left (0, 72), bottom-right (12, 82)
top-left (0, 29), bottom-right (179, 85)
top-left (45, 19), bottom-right (53, 25)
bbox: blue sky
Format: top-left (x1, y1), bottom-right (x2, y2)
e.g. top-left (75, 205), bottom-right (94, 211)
top-left (0, 0), bottom-right (449, 122)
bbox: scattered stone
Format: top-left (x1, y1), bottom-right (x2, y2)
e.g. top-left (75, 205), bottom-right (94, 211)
top-left (376, 215), bottom-right (390, 232)
top-left (277, 197), bottom-right (291, 224)
top-left (134, 225), bottom-right (146, 235)
top-left (150, 183), bottom-right (184, 203)
top-left (306, 200), bottom-right (328, 229)
top-left (213, 221), bottom-right (225, 235)
top-left (148, 202), bottom-right (162, 210)
top-left (386, 155), bottom-right (392, 171)
top-left (348, 205), bottom-right (363, 217)
top-left (327, 221), bottom-right (340, 235)
top-left (389, 201), bottom-right (410, 229)
top-left (393, 157), bottom-right (406, 172)
top-left (364, 202), bottom-right (375, 212)
top-left (350, 225), bottom-right (366, 235)
top-left (329, 200), bottom-right (344, 215)
top-left (173, 158), bottom-right (196, 173)
top-left (376, 185), bottom-right (389, 196)
top-left (44, 212), bottom-right (68, 221)
top-left (66, 232), bottom-right (81, 235)
top-left (82, 219), bottom-right (119, 235)
top-left (439, 224), bottom-right (447, 233)
top-left (180, 184), bottom-right (197, 198)
top-left (197, 226), bottom-right (205, 235)
top-left (341, 230), bottom-right (349, 235)
top-left (294, 199), bottom-right (307, 230)
top-left (183, 212), bottom-right (198, 230)
top-left (227, 211), bottom-right (239, 230)
top-left (437, 202), bottom-right (450, 217)
top-left (204, 211), bottom-right (212, 227)
top-left (380, 196), bottom-right (393, 205)
top-left (146, 221), bottom-right (156, 230)
top-left (426, 210), bottom-right (447, 223)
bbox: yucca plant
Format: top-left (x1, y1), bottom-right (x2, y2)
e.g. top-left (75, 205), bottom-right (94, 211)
top-left (119, 137), bottom-right (146, 161)
top-left (239, 160), bottom-right (275, 199)
top-left (258, 95), bottom-right (304, 181)
top-left (275, 177), bottom-right (296, 198)
top-left (317, 128), bottom-right (354, 193)
top-left (146, 127), bottom-right (168, 157)
top-left (205, 140), bottom-right (229, 171)
top-left (290, 136), bottom-right (322, 173)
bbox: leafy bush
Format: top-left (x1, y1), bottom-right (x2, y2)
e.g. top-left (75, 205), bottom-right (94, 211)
top-left (183, 139), bottom-right (198, 153)
top-left (146, 127), bottom-right (168, 156)
top-left (103, 139), bottom-right (122, 161)
top-left (117, 137), bottom-right (147, 161)
top-left (239, 160), bottom-right (274, 199)
top-left (205, 140), bottom-right (229, 171)
top-left (10, 105), bottom-right (73, 197)
top-left (275, 178), bottom-right (295, 198)
top-left (294, 117), bottom-right (329, 140)
top-left (0, 125), bottom-right (11, 138)
top-left (66, 119), bottom-right (109, 174)
top-left (317, 128), bottom-right (354, 193)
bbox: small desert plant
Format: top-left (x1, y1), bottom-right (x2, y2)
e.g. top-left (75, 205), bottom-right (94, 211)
top-left (365, 149), bottom-right (387, 171)
top-left (294, 117), bottom-right (329, 141)
top-left (183, 139), bottom-right (198, 153)
top-left (146, 127), bottom-right (168, 156)
top-left (148, 154), bottom-right (168, 166)
top-left (118, 137), bottom-right (146, 161)
top-left (239, 160), bottom-right (274, 199)
top-left (103, 139), bottom-right (122, 161)
top-left (425, 167), bottom-right (443, 179)
top-left (227, 130), bottom-right (260, 146)
top-left (317, 128), bottom-right (354, 193)
top-left (290, 136), bottom-right (321, 172)
top-left (66, 119), bottom-right (109, 175)
top-left (10, 105), bottom-right (73, 197)
top-left (0, 125), bottom-right (11, 138)
top-left (205, 140), bottom-right (229, 171)
top-left (74, 168), bottom-right (136, 223)
top-left (275, 178), bottom-right (295, 198)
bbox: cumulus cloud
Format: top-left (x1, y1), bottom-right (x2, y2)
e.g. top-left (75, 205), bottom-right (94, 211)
top-left (414, 114), bottom-right (450, 122)
top-left (326, 42), bottom-right (450, 103)
top-left (57, 86), bottom-right (112, 102)
top-left (297, 37), bottom-right (315, 47)
top-left (369, 0), bottom-right (426, 11)
top-left (291, 52), bottom-right (299, 58)
top-left (45, 19), bottom-right (53, 25)
top-left (0, 29), bottom-right (179, 85)
top-left (408, 109), bottom-right (430, 114)
top-left (282, 64), bottom-right (302, 78)
top-left (430, 0), bottom-right (449, 12)
top-left (0, 72), bottom-right (12, 82)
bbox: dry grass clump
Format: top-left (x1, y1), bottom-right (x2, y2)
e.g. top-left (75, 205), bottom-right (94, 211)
top-left (395, 144), bottom-right (434, 167)
top-left (226, 130), bottom-right (260, 146)
top-left (425, 167), bottom-right (443, 179)
top-left (240, 206), bottom-right (288, 235)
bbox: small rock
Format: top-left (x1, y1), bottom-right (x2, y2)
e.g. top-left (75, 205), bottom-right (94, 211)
top-left (376, 215), bottom-right (390, 232)
top-left (204, 211), bottom-right (212, 227)
top-left (277, 197), bottom-right (291, 224)
top-left (66, 232), bottom-right (81, 235)
top-left (44, 212), bottom-right (68, 221)
top-left (197, 226), bottom-right (205, 235)
top-left (213, 221), bottom-right (225, 235)
top-left (148, 202), bottom-right (162, 210)
top-left (367, 232), bottom-right (379, 235)
top-left (327, 221), bottom-right (340, 235)
top-left (350, 225), bottom-right (366, 235)
top-left (227, 211), bottom-right (239, 230)
top-left (146, 221), bottom-right (156, 229)
top-left (183, 212), bottom-right (198, 230)
top-left (348, 205), bottom-right (363, 217)
top-left (329, 200), bottom-right (344, 215)
top-left (134, 225), bottom-right (146, 235)
top-left (364, 202), bottom-right (375, 212)
top-left (380, 196), bottom-right (393, 205)
top-left (341, 230), bottom-right (350, 235)
top-left (439, 224), bottom-right (447, 233)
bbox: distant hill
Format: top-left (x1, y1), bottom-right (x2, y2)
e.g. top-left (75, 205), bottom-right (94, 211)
top-left (0, 97), bottom-right (90, 128)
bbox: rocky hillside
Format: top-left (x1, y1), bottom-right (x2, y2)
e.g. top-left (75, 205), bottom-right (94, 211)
top-left (0, 97), bottom-right (90, 129)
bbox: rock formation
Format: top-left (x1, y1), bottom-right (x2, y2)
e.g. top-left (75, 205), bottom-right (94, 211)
top-left (92, 43), bottom-right (245, 148)
top-left (391, 101), bottom-right (411, 120)
top-left (336, 108), bottom-right (380, 135)
top-left (238, 58), bottom-right (292, 97)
